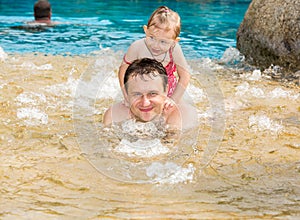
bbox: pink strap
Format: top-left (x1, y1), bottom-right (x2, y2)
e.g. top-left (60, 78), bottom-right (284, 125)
top-left (165, 48), bottom-right (177, 97)
top-left (169, 48), bottom-right (173, 60)
top-left (123, 55), bottom-right (132, 65)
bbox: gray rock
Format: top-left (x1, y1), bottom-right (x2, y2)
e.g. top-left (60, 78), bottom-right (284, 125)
top-left (236, 0), bottom-right (300, 73)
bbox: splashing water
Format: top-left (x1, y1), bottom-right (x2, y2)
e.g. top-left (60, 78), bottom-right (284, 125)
top-left (0, 43), bottom-right (299, 219)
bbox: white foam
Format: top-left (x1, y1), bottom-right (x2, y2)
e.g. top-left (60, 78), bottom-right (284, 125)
top-left (99, 19), bottom-right (113, 25)
top-left (44, 77), bottom-right (78, 98)
top-left (220, 47), bottom-right (245, 65)
top-left (235, 82), bottom-right (265, 98)
top-left (37, 63), bottom-right (53, 70)
top-left (236, 82), bottom-right (299, 101)
top-left (235, 82), bottom-right (250, 96)
top-left (249, 115), bottom-right (283, 134)
top-left (0, 46), bottom-right (8, 61)
top-left (197, 57), bottom-right (224, 70)
top-left (146, 162), bottom-right (195, 184)
top-left (20, 61), bottom-right (53, 70)
top-left (17, 107), bottom-right (48, 126)
top-left (269, 87), bottom-right (299, 100)
top-left (15, 92), bottom-right (46, 106)
top-left (240, 69), bottom-right (262, 81)
top-left (115, 138), bottom-right (169, 157)
top-left (96, 74), bottom-right (120, 99)
top-left (120, 119), bottom-right (166, 140)
top-left (186, 84), bottom-right (206, 103)
top-left (248, 69), bottom-right (262, 81)
top-left (249, 87), bottom-right (265, 98)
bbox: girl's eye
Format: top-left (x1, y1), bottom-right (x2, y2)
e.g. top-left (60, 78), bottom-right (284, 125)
top-left (149, 92), bottom-right (158, 97)
top-left (160, 40), bottom-right (167, 45)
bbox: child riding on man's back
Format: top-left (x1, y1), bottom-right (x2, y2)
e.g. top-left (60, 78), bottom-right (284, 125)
top-left (118, 6), bottom-right (191, 107)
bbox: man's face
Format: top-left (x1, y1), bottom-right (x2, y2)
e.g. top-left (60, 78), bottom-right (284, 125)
top-left (126, 74), bottom-right (167, 122)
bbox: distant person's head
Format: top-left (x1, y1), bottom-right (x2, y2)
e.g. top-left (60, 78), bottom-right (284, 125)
top-left (34, 0), bottom-right (52, 22)
top-left (124, 58), bottom-right (169, 122)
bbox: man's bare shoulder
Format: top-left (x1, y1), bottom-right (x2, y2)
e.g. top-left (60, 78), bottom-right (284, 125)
top-left (103, 102), bottom-right (130, 126)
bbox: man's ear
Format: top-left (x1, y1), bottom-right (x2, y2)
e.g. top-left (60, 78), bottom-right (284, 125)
top-left (165, 84), bottom-right (169, 95)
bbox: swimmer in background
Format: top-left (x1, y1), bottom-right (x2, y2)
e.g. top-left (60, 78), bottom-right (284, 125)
top-left (28, 0), bottom-right (57, 26)
top-left (103, 58), bottom-right (197, 131)
top-left (11, 0), bottom-right (56, 31)
top-left (33, 0), bottom-right (52, 24)
top-left (118, 6), bottom-right (191, 108)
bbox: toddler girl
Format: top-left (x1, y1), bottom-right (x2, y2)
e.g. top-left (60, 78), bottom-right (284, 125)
top-left (118, 6), bottom-right (190, 105)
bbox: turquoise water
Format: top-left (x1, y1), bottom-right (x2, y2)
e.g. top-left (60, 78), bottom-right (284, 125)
top-left (0, 0), bottom-right (251, 58)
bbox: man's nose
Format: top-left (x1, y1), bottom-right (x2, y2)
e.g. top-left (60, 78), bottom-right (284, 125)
top-left (141, 95), bottom-right (151, 106)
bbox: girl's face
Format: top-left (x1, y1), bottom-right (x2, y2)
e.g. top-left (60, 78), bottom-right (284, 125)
top-left (144, 25), bottom-right (179, 56)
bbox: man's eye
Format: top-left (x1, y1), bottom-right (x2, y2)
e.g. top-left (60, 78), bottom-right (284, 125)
top-left (132, 93), bottom-right (142, 97)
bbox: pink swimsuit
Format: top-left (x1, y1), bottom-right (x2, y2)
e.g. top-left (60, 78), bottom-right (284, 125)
top-left (123, 49), bottom-right (177, 97)
top-left (164, 49), bottom-right (177, 97)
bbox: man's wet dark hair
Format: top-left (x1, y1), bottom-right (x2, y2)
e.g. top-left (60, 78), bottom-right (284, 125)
top-left (34, 0), bottom-right (51, 20)
top-left (124, 58), bottom-right (168, 92)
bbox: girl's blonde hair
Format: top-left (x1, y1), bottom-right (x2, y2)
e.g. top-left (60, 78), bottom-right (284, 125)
top-left (147, 6), bottom-right (181, 39)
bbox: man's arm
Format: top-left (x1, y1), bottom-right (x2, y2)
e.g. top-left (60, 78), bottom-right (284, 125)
top-left (103, 107), bottom-right (113, 126)
top-left (103, 102), bottom-right (131, 126)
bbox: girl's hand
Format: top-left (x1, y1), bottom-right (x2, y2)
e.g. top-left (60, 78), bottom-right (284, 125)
top-left (122, 99), bottom-right (129, 107)
top-left (163, 98), bottom-right (175, 112)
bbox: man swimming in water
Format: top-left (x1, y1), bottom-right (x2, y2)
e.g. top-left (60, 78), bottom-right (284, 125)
top-left (33, 0), bottom-right (52, 24)
top-left (103, 58), bottom-right (183, 129)
top-left (11, 0), bottom-right (56, 31)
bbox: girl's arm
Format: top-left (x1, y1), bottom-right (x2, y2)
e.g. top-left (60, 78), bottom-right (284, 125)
top-left (170, 65), bottom-right (190, 103)
top-left (170, 44), bottom-right (191, 103)
top-left (117, 40), bottom-right (142, 103)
